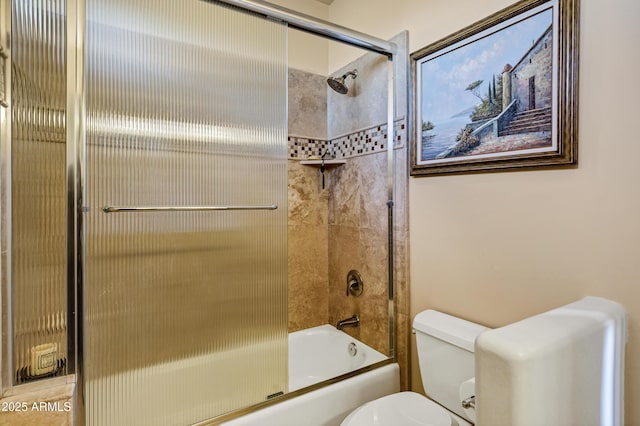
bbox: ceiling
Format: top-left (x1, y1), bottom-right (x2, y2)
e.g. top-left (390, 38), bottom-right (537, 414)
top-left (314, 0), bottom-right (335, 4)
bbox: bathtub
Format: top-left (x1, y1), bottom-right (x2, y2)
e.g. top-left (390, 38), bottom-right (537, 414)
top-left (86, 325), bottom-right (398, 426)
top-left (289, 324), bottom-right (388, 391)
top-left (221, 325), bottom-right (400, 426)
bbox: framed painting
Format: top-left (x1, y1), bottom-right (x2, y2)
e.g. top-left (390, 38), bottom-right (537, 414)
top-left (410, 0), bottom-right (578, 176)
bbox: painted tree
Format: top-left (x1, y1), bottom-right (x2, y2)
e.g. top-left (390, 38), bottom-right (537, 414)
top-left (465, 80), bottom-right (484, 101)
top-left (468, 74), bottom-right (504, 121)
top-left (492, 75), bottom-right (497, 103)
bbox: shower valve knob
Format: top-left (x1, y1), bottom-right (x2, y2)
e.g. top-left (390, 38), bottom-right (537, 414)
top-left (346, 270), bottom-right (363, 297)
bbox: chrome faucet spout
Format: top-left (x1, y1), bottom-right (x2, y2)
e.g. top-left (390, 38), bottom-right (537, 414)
top-left (337, 315), bottom-right (360, 330)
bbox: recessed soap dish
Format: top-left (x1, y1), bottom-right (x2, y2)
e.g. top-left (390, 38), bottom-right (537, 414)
top-left (299, 159), bottom-right (346, 167)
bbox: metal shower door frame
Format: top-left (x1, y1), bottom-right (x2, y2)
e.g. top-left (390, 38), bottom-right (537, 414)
top-left (0, 0), bottom-right (13, 394)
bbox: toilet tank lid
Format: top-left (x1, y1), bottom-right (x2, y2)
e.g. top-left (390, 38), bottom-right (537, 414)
top-left (413, 310), bottom-right (488, 352)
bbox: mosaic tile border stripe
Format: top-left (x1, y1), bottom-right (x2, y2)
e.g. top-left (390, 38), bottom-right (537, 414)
top-left (288, 118), bottom-right (406, 160)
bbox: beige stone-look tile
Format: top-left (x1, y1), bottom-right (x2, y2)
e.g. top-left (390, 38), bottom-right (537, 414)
top-left (394, 279), bottom-right (408, 316)
top-left (394, 235), bottom-right (409, 316)
top-left (327, 224), bottom-right (391, 355)
top-left (328, 161), bottom-right (361, 227)
top-left (328, 53), bottom-right (389, 139)
top-left (326, 152), bottom-right (395, 360)
top-left (288, 224), bottom-right (328, 275)
top-left (393, 147), bottom-right (409, 231)
top-left (328, 225), bottom-right (363, 286)
top-left (288, 162), bottom-right (328, 226)
top-left (288, 289), bottom-right (329, 332)
top-left (288, 157), bottom-right (331, 332)
top-left (359, 227), bottom-right (389, 298)
top-left (288, 224), bottom-right (328, 331)
top-left (395, 312), bottom-right (410, 391)
top-left (288, 69), bottom-right (327, 139)
top-left (359, 292), bottom-right (390, 355)
top-left (328, 225), bottom-right (361, 328)
top-left (356, 153), bottom-right (389, 232)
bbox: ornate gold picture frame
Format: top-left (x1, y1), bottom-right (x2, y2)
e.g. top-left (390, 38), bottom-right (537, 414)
top-left (410, 0), bottom-right (578, 176)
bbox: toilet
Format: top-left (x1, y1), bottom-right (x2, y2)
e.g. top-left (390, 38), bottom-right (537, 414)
top-left (342, 309), bottom-right (487, 426)
top-left (341, 297), bottom-right (627, 426)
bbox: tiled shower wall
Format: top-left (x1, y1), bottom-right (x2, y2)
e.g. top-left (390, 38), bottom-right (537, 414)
top-left (287, 69), bottom-right (330, 331)
top-left (287, 31), bottom-right (410, 389)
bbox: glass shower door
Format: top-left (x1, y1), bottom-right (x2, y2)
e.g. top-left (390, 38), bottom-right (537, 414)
top-left (10, 0), bottom-right (68, 385)
top-left (83, 1), bottom-right (288, 424)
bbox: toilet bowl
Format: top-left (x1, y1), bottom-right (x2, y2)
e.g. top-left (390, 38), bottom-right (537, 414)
top-left (341, 392), bottom-right (453, 426)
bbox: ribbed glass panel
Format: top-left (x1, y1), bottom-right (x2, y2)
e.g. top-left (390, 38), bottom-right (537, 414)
top-left (11, 0), bottom-right (67, 384)
top-left (84, 1), bottom-right (287, 424)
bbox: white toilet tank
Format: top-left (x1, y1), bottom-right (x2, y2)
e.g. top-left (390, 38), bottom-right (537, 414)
top-left (475, 296), bottom-right (627, 426)
top-left (413, 310), bottom-right (488, 421)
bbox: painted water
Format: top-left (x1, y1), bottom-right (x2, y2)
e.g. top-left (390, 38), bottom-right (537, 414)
top-left (421, 115), bottom-right (470, 160)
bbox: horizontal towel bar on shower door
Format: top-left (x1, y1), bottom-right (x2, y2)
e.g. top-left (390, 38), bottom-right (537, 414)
top-left (101, 204), bottom-right (278, 213)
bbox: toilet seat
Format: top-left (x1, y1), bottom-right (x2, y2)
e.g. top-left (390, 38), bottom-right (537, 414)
top-left (341, 391), bottom-right (453, 426)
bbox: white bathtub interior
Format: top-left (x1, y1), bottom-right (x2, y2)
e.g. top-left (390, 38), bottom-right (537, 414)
top-left (221, 324), bottom-right (397, 426)
top-left (288, 325), bottom-right (388, 391)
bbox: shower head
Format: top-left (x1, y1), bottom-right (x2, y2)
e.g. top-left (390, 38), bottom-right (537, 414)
top-left (327, 69), bottom-right (358, 94)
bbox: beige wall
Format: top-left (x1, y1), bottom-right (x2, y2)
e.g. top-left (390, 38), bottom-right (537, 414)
top-left (316, 0), bottom-right (640, 424)
top-left (327, 0), bottom-right (512, 73)
top-left (269, 0), bottom-right (330, 74)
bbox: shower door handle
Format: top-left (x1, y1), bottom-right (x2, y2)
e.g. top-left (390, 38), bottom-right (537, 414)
top-left (0, 47), bottom-right (7, 108)
top-left (102, 204), bottom-right (278, 213)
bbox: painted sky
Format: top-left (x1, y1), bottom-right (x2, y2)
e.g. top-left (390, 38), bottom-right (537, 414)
top-left (421, 9), bottom-right (553, 122)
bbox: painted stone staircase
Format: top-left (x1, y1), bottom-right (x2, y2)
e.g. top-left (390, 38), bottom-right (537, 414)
top-left (499, 107), bottom-right (552, 136)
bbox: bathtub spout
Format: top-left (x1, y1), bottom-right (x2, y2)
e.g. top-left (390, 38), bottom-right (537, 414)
top-left (337, 315), bottom-right (360, 330)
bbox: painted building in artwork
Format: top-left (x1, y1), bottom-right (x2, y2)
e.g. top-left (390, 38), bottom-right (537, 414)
top-left (444, 22), bottom-right (555, 159)
top-left (503, 25), bottom-right (553, 113)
